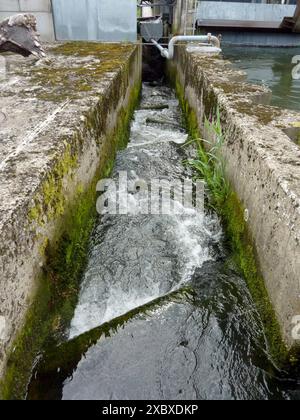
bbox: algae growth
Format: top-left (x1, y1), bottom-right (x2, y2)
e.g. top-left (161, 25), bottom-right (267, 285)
top-left (26, 43), bottom-right (136, 102)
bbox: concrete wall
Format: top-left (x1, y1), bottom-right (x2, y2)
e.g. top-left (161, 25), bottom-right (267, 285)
top-left (0, 43), bottom-right (142, 396)
top-left (0, 0), bottom-right (55, 41)
top-left (169, 47), bottom-right (300, 349)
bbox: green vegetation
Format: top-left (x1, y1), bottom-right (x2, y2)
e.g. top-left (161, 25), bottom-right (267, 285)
top-left (29, 143), bottom-right (78, 225)
top-left (22, 43), bottom-right (136, 102)
top-left (234, 101), bottom-right (281, 125)
top-left (184, 110), bottom-right (230, 212)
top-left (290, 122), bottom-right (300, 146)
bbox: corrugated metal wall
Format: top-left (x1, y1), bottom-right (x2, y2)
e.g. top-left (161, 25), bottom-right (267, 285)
top-left (52, 0), bottom-right (137, 42)
top-left (196, 1), bottom-right (296, 23)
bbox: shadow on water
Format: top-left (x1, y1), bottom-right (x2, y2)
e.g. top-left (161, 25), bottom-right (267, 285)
top-left (223, 46), bottom-right (300, 112)
top-left (27, 83), bottom-right (300, 400)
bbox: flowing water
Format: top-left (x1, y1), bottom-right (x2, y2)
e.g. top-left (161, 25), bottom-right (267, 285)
top-left (223, 47), bottom-right (300, 112)
top-left (27, 84), bottom-right (300, 400)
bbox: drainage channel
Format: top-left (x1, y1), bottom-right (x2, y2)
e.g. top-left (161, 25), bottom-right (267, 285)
top-left (27, 83), bottom-right (299, 400)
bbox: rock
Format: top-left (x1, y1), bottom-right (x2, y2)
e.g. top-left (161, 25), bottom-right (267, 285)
top-left (0, 14), bottom-right (45, 59)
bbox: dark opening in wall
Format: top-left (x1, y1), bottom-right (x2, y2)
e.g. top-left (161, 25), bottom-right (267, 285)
top-left (142, 41), bottom-right (166, 82)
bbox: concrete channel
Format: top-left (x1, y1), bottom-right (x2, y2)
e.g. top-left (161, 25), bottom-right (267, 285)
top-left (168, 47), bottom-right (300, 350)
top-left (0, 0), bottom-right (300, 401)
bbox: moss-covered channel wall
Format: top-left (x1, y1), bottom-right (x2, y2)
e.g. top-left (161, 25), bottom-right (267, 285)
top-left (168, 48), bottom-right (300, 356)
top-left (0, 43), bottom-right (142, 399)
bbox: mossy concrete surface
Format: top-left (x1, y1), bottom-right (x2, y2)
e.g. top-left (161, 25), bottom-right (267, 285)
top-left (0, 42), bottom-right (142, 397)
top-left (168, 47), bottom-right (300, 352)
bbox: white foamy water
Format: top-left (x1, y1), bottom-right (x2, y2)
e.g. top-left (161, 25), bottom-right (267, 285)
top-left (69, 84), bottom-right (222, 339)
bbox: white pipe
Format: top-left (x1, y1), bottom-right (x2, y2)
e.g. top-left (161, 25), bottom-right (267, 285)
top-left (151, 34), bottom-right (221, 60)
top-left (150, 38), bottom-right (167, 56)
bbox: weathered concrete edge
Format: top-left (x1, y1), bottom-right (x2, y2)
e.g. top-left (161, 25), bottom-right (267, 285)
top-left (0, 45), bottom-right (142, 398)
top-left (169, 48), bottom-right (300, 352)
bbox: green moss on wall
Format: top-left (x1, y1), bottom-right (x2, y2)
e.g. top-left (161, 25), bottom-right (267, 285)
top-left (20, 43), bottom-right (137, 103)
top-left (170, 69), bottom-right (290, 366)
top-left (222, 192), bottom-right (288, 364)
top-left (234, 101), bottom-right (281, 125)
top-left (0, 75), bottom-right (141, 400)
top-left (29, 143), bottom-right (78, 226)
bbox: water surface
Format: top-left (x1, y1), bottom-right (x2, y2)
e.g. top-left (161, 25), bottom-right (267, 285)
top-left (223, 46), bottom-right (300, 112)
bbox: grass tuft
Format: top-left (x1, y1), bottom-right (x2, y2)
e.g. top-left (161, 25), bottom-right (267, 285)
top-left (183, 109), bottom-right (230, 212)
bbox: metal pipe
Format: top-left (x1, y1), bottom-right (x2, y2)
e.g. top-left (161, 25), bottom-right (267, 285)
top-left (150, 38), bottom-right (167, 56)
top-left (151, 34), bottom-right (221, 60)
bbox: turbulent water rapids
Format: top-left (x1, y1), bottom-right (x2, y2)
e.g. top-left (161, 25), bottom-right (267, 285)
top-left (27, 84), bottom-right (300, 401)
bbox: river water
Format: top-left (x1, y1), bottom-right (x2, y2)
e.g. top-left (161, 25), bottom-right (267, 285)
top-left (223, 47), bottom-right (300, 112)
top-left (27, 84), bottom-right (299, 400)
